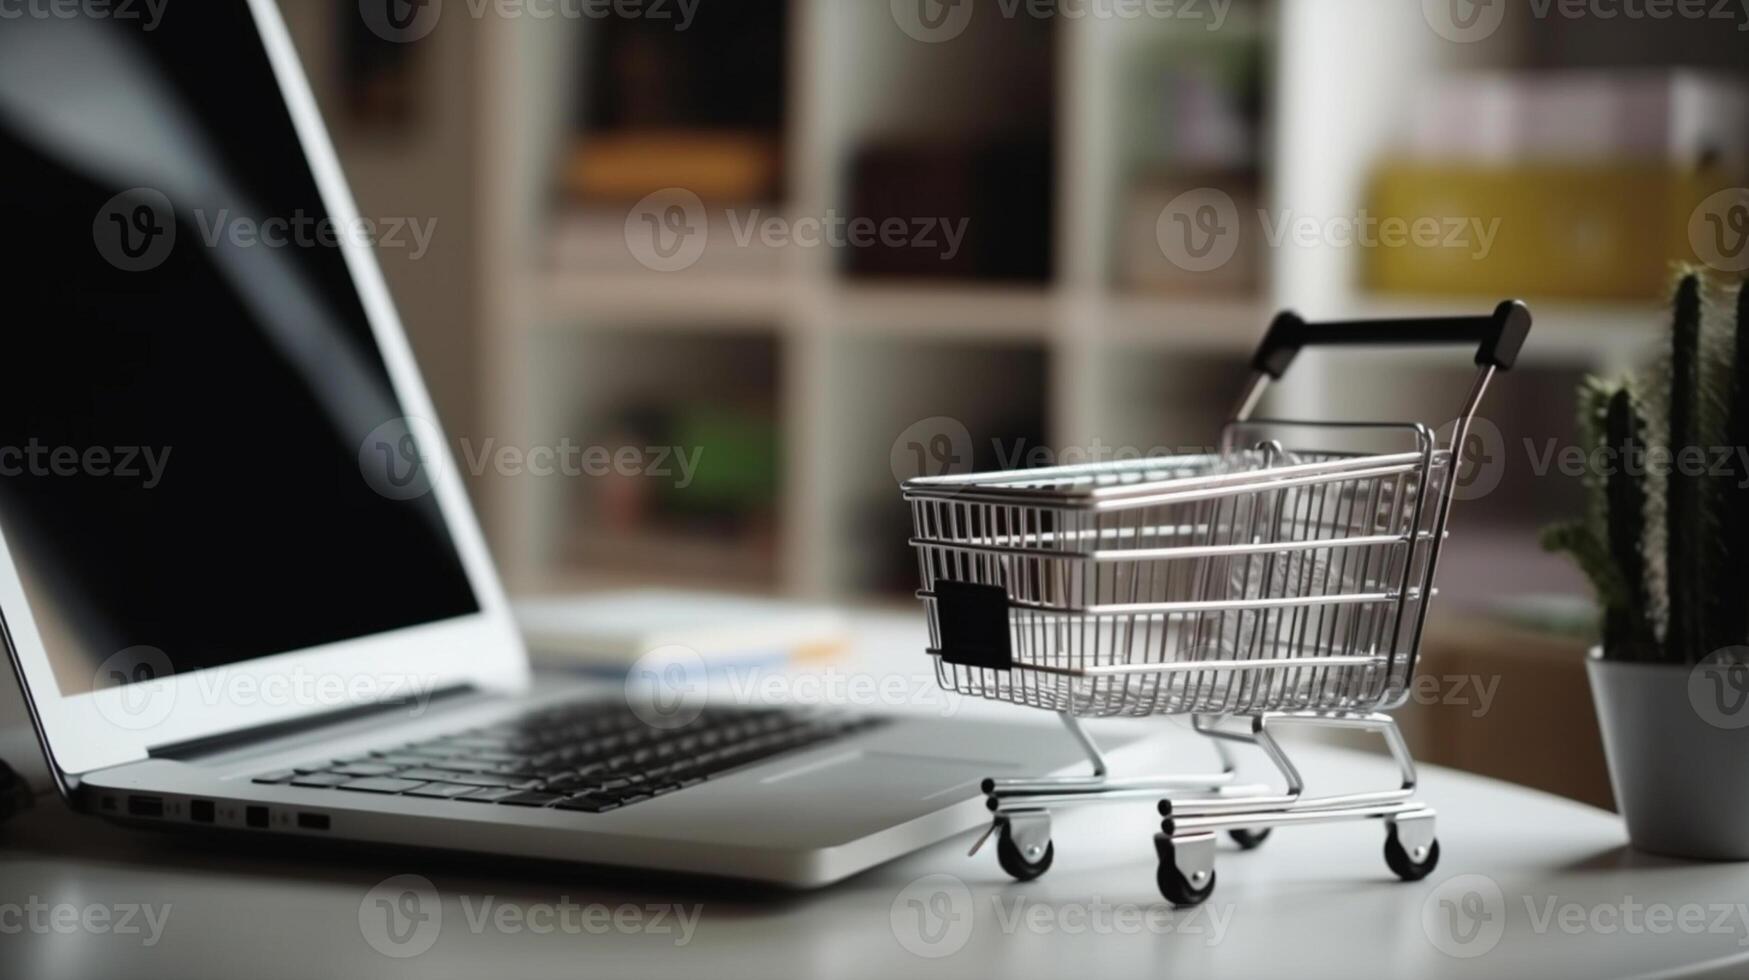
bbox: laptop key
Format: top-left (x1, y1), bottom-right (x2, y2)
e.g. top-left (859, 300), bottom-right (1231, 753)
top-left (396, 768), bottom-right (471, 783)
top-left (554, 794), bottom-right (620, 813)
top-left (397, 745), bottom-right (468, 760)
top-left (440, 737), bottom-right (513, 750)
top-left (448, 773), bottom-right (538, 789)
top-left (336, 777), bottom-right (425, 794)
top-left (455, 787), bottom-right (523, 803)
top-left (425, 760), bottom-right (501, 774)
top-left (404, 783), bottom-right (477, 799)
top-left (251, 770), bottom-right (297, 784)
top-left (461, 751), bottom-right (522, 763)
top-left (289, 773), bottom-right (353, 788)
top-left (369, 754), bottom-right (440, 768)
top-left (497, 791), bottom-right (563, 807)
top-left (331, 763), bottom-right (402, 777)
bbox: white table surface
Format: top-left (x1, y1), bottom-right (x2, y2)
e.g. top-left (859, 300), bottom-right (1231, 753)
top-left (4, 612), bottom-right (1748, 980)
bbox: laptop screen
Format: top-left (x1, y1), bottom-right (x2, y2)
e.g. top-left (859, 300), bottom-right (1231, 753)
top-left (0, 6), bottom-right (480, 697)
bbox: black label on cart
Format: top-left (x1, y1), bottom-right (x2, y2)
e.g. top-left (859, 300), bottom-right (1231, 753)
top-left (934, 581), bottom-right (1014, 671)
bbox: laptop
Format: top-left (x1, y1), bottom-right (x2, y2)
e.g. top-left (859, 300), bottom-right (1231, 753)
top-left (0, 0), bottom-right (1080, 886)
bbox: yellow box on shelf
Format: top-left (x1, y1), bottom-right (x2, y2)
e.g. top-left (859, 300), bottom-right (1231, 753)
top-left (1364, 164), bottom-right (1738, 301)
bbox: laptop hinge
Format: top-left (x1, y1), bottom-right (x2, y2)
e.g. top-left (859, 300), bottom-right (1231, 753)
top-left (147, 684), bottom-right (479, 761)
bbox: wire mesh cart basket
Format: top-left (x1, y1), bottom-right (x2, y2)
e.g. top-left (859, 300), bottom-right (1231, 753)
top-left (902, 302), bottom-right (1532, 905)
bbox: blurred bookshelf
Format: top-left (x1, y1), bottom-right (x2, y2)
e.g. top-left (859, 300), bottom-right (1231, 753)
top-left (444, 0), bottom-right (1747, 599)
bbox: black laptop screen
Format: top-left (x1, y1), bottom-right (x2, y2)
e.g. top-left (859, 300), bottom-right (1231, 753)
top-left (0, 6), bottom-right (481, 695)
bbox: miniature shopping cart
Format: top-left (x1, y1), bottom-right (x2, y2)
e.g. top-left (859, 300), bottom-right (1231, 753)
top-left (902, 301), bottom-right (1532, 906)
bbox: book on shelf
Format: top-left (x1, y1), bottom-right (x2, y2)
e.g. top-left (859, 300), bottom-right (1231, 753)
top-left (561, 130), bottom-right (783, 203)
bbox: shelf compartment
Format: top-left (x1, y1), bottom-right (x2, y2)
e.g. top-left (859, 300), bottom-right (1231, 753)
top-left (519, 327), bottom-right (785, 588)
top-left (825, 335), bottom-right (1051, 595)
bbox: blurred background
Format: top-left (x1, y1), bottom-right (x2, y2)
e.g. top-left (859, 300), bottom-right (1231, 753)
top-left (265, 0), bottom-right (1749, 806)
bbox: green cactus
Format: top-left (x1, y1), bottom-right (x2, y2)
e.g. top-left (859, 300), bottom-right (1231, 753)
top-left (1543, 273), bottom-right (1748, 664)
top-left (1666, 275), bottom-right (1703, 663)
top-left (1603, 388), bottom-right (1652, 653)
top-left (1539, 521), bottom-right (1623, 612)
top-left (1727, 283), bottom-right (1749, 645)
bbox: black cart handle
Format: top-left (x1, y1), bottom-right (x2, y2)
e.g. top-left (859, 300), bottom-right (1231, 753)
top-left (1250, 300), bottom-right (1532, 380)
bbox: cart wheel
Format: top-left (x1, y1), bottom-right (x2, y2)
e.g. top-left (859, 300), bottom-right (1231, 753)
top-left (1384, 826), bottom-right (1440, 881)
top-left (1157, 848), bottom-right (1217, 907)
top-left (1228, 827), bottom-right (1271, 850)
top-left (995, 821), bottom-right (1055, 881)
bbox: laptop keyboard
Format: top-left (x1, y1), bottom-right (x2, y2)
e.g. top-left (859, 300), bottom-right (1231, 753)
top-left (251, 701), bottom-right (885, 814)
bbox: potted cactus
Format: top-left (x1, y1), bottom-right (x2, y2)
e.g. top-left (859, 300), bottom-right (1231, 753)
top-left (1544, 272), bottom-right (1749, 860)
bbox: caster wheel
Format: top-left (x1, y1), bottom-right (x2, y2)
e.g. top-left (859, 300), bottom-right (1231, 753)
top-left (1384, 826), bottom-right (1440, 881)
top-left (995, 821), bottom-right (1055, 881)
top-left (1157, 852), bottom-right (1217, 907)
top-left (1228, 827), bottom-right (1272, 850)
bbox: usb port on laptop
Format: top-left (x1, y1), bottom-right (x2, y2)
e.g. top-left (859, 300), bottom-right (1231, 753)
top-left (127, 795), bottom-right (163, 818)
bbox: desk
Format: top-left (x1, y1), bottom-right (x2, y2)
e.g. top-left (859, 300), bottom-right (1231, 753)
top-left (3, 613), bottom-right (1747, 980)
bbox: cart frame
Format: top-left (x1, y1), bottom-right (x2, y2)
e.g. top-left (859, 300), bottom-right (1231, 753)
top-left (901, 301), bottom-right (1531, 904)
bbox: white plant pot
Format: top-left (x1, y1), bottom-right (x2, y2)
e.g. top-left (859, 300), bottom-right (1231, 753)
top-left (1588, 650), bottom-right (1749, 860)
